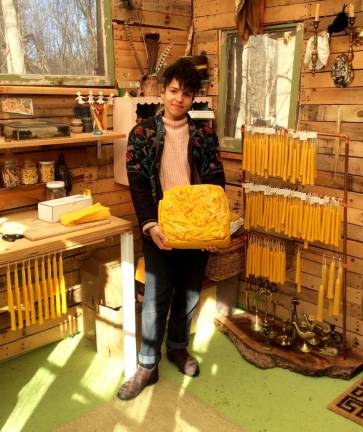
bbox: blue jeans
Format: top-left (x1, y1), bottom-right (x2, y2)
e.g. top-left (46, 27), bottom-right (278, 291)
top-left (138, 238), bottom-right (209, 365)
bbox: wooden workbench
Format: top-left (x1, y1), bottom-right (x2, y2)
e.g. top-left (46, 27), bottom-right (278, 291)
top-left (0, 212), bottom-right (137, 378)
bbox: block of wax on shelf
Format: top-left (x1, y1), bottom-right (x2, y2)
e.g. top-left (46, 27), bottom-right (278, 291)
top-left (60, 203), bottom-right (110, 227)
top-left (158, 184), bottom-right (231, 249)
top-left (38, 195), bottom-right (93, 223)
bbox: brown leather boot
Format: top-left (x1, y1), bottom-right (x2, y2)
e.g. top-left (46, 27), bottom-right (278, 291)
top-left (167, 348), bottom-right (200, 377)
top-left (117, 365), bottom-right (159, 401)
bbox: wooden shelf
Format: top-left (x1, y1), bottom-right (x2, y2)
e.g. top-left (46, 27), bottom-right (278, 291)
top-left (0, 131), bottom-right (126, 150)
top-left (0, 85), bottom-right (116, 96)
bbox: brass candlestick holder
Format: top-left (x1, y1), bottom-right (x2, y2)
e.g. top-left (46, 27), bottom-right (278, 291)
top-left (347, 16), bottom-right (356, 83)
top-left (311, 20), bottom-right (320, 75)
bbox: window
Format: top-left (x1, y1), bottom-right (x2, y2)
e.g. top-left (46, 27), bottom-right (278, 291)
top-left (218, 23), bottom-right (304, 152)
top-left (0, 0), bottom-right (114, 86)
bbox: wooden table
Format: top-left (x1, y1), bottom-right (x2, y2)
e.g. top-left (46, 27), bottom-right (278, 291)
top-left (0, 213), bottom-right (138, 379)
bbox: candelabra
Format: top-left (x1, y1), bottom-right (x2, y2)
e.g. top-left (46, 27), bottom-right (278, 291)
top-left (311, 20), bottom-right (320, 75)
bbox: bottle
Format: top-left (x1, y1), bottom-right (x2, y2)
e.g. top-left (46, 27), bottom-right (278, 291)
top-left (55, 153), bottom-right (72, 193)
top-left (46, 181), bottom-right (66, 200)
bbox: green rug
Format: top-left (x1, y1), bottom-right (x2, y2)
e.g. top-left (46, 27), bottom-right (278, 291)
top-left (0, 324), bottom-right (362, 432)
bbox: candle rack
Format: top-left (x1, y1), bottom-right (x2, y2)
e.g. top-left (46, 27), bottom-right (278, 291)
top-left (239, 127), bottom-right (350, 358)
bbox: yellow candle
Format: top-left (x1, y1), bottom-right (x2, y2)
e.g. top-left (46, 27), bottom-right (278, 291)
top-left (34, 258), bottom-right (44, 325)
top-left (13, 264), bottom-right (23, 329)
top-left (295, 249), bottom-right (301, 293)
top-left (53, 254), bottom-right (61, 317)
top-left (327, 258), bottom-right (336, 299)
top-left (333, 261), bottom-right (343, 316)
top-left (27, 261), bottom-right (36, 325)
top-left (328, 299), bottom-right (334, 316)
top-left (321, 257), bottom-right (328, 297)
top-left (6, 265), bottom-right (16, 331)
top-left (349, 3), bottom-right (354, 18)
top-left (47, 255), bottom-right (56, 319)
top-left (21, 262), bottom-right (30, 326)
top-left (41, 257), bottom-right (49, 320)
top-left (334, 206), bottom-right (341, 247)
top-left (315, 3), bottom-right (320, 21)
top-left (59, 254), bottom-right (68, 314)
top-left (316, 283), bottom-right (324, 321)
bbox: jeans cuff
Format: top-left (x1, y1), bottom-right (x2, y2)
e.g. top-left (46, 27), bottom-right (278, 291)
top-left (166, 339), bottom-right (188, 350)
top-left (138, 353), bottom-right (160, 365)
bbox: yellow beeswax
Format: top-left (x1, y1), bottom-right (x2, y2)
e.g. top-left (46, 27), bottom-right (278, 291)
top-left (53, 254), bottom-right (61, 317)
top-left (47, 255), bottom-right (56, 319)
top-left (334, 206), bottom-right (341, 247)
top-left (321, 257), bottom-right (328, 297)
top-left (21, 262), bottom-right (30, 326)
top-left (34, 258), bottom-right (44, 325)
top-left (316, 283), bottom-right (325, 322)
top-left (13, 264), bottom-right (23, 329)
top-left (27, 261), bottom-right (36, 325)
top-left (6, 265), bottom-right (16, 331)
top-left (328, 299), bottom-right (334, 316)
top-left (59, 254), bottom-right (67, 314)
top-left (41, 257), bottom-right (49, 320)
top-left (333, 262), bottom-right (343, 316)
top-left (327, 258), bottom-right (336, 299)
top-left (295, 249), bottom-right (301, 293)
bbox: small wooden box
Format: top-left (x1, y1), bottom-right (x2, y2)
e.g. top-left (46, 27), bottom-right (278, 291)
top-left (80, 254), bottom-right (122, 309)
top-left (83, 302), bottom-right (141, 361)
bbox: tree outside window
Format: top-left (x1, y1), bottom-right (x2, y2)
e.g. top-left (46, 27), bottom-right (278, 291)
top-left (0, 0), bottom-right (114, 86)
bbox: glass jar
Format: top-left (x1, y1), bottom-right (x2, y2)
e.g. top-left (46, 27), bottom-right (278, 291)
top-left (1, 159), bottom-right (20, 188)
top-left (46, 181), bottom-right (66, 200)
top-left (20, 160), bottom-right (38, 185)
top-left (38, 161), bottom-right (55, 183)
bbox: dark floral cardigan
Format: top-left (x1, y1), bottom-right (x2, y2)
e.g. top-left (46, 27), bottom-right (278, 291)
top-left (126, 112), bottom-right (225, 231)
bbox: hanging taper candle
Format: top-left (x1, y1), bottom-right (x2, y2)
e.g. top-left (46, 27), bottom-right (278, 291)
top-left (59, 253), bottom-right (67, 314)
top-left (332, 259), bottom-right (343, 316)
top-left (316, 282), bottom-right (325, 322)
top-left (6, 265), bottom-right (16, 331)
top-left (47, 255), bottom-right (56, 319)
top-left (27, 260), bottom-right (36, 325)
top-left (53, 254), bottom-right (61, 317)
top-left (326, 258), bottom-right (336, 300)
top-left (41, 256), bottom-right (49, 320)
top-left (295, 248), bottom-right (302, 293)
top-left (21, 261), bottom-right (30, 327)
top-left (321, 256), bottom-right (328, 296)
top-left (34, 258), bottom-right (44, 325)
top-left (13, 263), bottom-right (23, 329)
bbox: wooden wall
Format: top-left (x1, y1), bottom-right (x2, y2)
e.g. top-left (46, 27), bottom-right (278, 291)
top-left (193, 0), bottom-right (363, 350)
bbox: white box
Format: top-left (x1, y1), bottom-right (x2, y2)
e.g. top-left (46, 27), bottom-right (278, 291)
top-left (38, 195), bottom-right (93, 223)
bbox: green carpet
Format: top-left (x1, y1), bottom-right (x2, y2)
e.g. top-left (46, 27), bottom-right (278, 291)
top-left (0, 322), bottom-right (362, 432)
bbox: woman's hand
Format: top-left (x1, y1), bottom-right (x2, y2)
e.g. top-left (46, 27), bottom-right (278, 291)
top-left (149, 225), bottom-right (172, 250)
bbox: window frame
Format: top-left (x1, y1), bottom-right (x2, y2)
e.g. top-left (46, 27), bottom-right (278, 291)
top-left (217, 23), bottom-right (304, 153)
top-left (0, 0), bottom-right (115, 87)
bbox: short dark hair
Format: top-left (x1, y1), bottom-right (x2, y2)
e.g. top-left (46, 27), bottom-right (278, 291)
top-left (163, 58), bottom-right (201, 95)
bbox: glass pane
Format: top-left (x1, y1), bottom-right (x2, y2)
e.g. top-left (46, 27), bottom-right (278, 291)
top-left (224, 29), bottom-right (297, 139)
top-left (0, 0), bottom-right (104, 76)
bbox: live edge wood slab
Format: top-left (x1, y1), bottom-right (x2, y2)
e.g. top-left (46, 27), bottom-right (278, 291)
top-left (215, 314), bottom-right (363, 380)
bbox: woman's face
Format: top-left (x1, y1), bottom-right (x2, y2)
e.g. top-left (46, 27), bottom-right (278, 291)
top-left (161, 78), bottom-right (193, 121)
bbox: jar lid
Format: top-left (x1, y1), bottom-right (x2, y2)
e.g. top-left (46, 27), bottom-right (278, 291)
top-left (39, 161), bottom-right (54, 165)
top-left (46, 181), bottom-right (65, 189)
